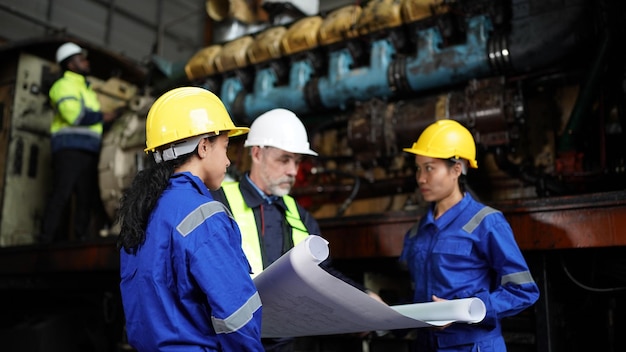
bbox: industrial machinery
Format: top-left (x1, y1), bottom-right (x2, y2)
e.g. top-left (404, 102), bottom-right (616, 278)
top-left (0, 0), bottom-right (625, 351)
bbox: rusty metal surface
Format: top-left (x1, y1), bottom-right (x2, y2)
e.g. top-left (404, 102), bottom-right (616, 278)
top-left (320, 190), bottom-right (626, 259)
top-left (0, 239), bottom-right (118, 275)
top-left (320, 211), bottom-right (417, 259)
top-left (1, 191), bottom-right (624, 273)
top-left (496, 190), bottom-right (626, 250)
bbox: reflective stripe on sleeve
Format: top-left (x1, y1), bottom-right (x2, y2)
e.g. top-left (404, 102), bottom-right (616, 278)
top-left (56, 95), bottom-right (86, 124)
top-left (211, 292), bottom-right (262, 334)
top-left (462, 206), bottom-right (499, 233)
top-left (177, 201), bottom-right (234, 237)
top-left (52, 126), bottom-right (102, 139)
top-left (501, 271), bottom-right (535, 285)
top-left (407, 223), bottom-right (420, 238)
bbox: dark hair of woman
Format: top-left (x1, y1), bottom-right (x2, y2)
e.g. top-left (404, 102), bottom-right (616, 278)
top-left (444, 157), bottom-right (480, 202)
top-left (116, 137), bottom-right (215, 253)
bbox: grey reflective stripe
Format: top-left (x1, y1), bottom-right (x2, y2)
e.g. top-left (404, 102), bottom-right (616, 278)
top-left (52, 126), bottom-right (101, 138)
top-left (462, 207), bottom-right (536, 286)
top-left (462, 206), bottom-right (499, 233)
top-left (407, 223), bottom-right (420, 238)
top-left (212, 292), bottom-right (262, 334)
top-left (56, 95), bottom-right (86, 124)
top-left (74, 94), bottom-right (88, 124)
top-left (177, 201), bottom-right (234, 237)
top-left (55, 95), bottom-right (78, 106)
top-left (502, 271), bottom-right (535, 285)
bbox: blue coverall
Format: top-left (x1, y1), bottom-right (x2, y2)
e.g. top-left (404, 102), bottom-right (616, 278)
top-left (120, 172), bottom-right (263, 351)
top-left (400, 193), bottom-right (540, 351)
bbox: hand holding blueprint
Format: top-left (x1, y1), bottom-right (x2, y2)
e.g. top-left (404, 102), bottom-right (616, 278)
top-left (253, 235), bottom-right (486, 338)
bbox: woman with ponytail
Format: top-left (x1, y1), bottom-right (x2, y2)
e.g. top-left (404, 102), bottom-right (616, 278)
top-left (117, 87), bottom-right (263, 351)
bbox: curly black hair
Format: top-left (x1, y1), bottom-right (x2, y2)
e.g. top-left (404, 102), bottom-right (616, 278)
top-left (116, 154), bottom-right (191, 253)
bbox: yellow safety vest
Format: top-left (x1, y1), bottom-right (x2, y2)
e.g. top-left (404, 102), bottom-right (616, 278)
top-left (49, 71), bottom-right (103, 136)
top-left (221, 182), bottom-right (309, 278)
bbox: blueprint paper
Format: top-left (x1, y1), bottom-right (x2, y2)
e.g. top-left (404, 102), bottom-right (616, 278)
top-left (253, 235), bottom-right (486, 338)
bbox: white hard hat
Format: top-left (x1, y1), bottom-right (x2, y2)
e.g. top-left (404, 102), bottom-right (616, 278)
top-left (56, 42), bottom-right (86, 64)
top-left (245, 108), bottom-right (318, 156)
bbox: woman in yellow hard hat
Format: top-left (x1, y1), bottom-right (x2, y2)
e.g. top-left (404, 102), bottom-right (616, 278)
top-left (116, 87), bottom-right (263, 351)
top-left (400, 119), bottom-right (539, 352)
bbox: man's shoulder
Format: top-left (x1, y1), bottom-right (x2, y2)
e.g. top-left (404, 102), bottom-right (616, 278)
top-left (49, 74), bottom-right (82, 97)
top-left (210, 186), bottom-right (229, 206)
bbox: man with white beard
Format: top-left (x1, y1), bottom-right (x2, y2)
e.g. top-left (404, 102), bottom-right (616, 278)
top-left (211, 108), bottom-right (382, 351)
top-left (212, 108), bottom-right (320, 283)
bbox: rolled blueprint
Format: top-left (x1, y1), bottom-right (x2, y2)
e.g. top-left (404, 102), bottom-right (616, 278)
top-left (254, 235), bottom-right (486, 338)
top-left (391, 298), bottom-right (486, 325)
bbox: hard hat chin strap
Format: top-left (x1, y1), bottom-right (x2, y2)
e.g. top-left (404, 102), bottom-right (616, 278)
top-left (450, 158), bottom-right (469, 175)
top-left (153, 133), bottom-right (215, 163)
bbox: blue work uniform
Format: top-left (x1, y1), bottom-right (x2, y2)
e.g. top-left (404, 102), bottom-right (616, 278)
top-left (400, 193), bottom-right (539, 351)
top-left (120, 172), bottom-right (263, 351)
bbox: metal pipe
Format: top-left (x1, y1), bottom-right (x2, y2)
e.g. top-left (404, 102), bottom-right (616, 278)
top-left (558, 33), bottom-right (610, 152)
top-left (104, 0), bottom-right (116, 45)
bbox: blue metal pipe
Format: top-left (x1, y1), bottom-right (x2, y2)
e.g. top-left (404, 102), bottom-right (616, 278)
top-left (403, 16), bottom-right (493, 92)
top-left (220, 76), bottom-right (244, 116)
top-left (240, 60), bottom-right (315, 123)
top-left (232, 17), bottom-right (492, 120)
top-left (316, 39), bottom-right (396, 110)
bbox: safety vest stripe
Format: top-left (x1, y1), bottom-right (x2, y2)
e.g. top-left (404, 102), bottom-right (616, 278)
top-left (55, 95), bottom-right (79, 106)
top-left (222, 182), bottom-right (263, 276)
top-left (283, 196), bottom-right (309, 242)
top-left (501, 271), bottom-right (535, 285)
top-left (211, 292), bottom-right (262, 334)
top-left (52, 126), bottom-right (102, 138)
top-left (222, 182), bottom-right (309, 277)
top-left (53, 94), bottom-right (86, 128)
top-left (462, 206), bottom-right (499, 233)
top-left (176, 201), bottom-right (232, 237)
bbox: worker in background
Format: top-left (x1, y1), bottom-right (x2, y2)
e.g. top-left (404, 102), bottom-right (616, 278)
top-left (400, 120), bottom-right (540, 352)
top-left (211, 108), bottom-right (383, 352)
top-left (39, 42), bottom-right (117, 243)
top-left (116, 87), bottom-right (263, 351)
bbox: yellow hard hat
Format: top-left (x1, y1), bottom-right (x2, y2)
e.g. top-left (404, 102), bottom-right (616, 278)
top-left (403, 119), bottom-right (478, 169)
top-left (145, 87), bottom-right (249, 160)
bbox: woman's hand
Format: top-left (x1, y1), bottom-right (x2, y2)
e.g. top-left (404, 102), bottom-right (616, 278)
top-left (431, 295), bottom-right (453, 330)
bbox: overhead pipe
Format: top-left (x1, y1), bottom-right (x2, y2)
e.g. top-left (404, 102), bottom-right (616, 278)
top-left (232, 16), bottom-right (490, 121)
top-left (310, 38), bottom-right (398, 111)
top-left (183, 1), bottom-right (592, 122)
top-left (232, 57), bottom-right (316, 123)
top-left (392, 15), bottom-right (493, 94)
top-left (222, 15), bottom-right (324, 120)
top-left (489, 0), bottom-right (588, 73)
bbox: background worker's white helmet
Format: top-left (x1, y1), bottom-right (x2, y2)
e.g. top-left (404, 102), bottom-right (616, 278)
top-left (56, 42), bottom-right (85, 64)
top-left (244, 108), bottom-right (318, 156)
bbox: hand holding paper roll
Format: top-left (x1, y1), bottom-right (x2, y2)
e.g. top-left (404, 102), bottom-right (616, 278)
top-left (254, 235), bottom-right (486, 338)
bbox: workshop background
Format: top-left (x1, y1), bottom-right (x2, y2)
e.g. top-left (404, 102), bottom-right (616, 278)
top-left (1, 0), bottom-right (626, 351)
